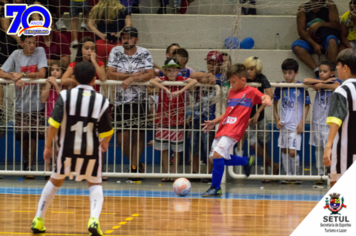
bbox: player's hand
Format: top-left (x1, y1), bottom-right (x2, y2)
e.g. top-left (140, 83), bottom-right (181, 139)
top-left (43, 147), bottom-right (53, 163)
top-left (248, 113), bottom-right (260, 126)
top-left (307, 22), bottom-right (321, 37)
top-left (100, 140), bottom-right (109, 152)
top-left (261, 95), bottom-right (272, 107)
top-left (313, 44), bottom-right (323, 56)
top-left (122, 77), bottom-right (133, 90)
top-left (323, 145), bottom-right (332, 167)
top-left (90, 52), bottom-right (97, 62)
top-left (171, 90), bottom-right (182, 99)
top-left (201, 120), bottom-right (216, 133)
top-left (15, 79), bottom-right (25, 89)
top-left (276, 121), bottom-right (284, 129)
top-left (297, 122), bottom-right (304, 134)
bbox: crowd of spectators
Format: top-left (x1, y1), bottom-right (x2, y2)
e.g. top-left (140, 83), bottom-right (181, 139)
top-left (0, 0), bottom-right (354, 184)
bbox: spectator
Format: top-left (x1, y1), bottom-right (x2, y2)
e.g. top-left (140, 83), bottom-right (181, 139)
top-left (0, 35), bottom-right (47, 179)
top-left (88, 0), bottom-right (132, 63)
top-left (0, 1), bottom-right (20, 67)
top-left (189, 51), bottom-right (223, 180)
top-left (172, 48), bottom-right (195, 76)
top-left (339, 0), bottom-right (356, 51)
top-left (121, 0), bottom-right (141, 14)
top-left (36, 22), bottom-right (71, 69)
top-left (40, 61), bottom-right (62, 178)
top-left (70, 0), bottom-right (90, 48)
top-left (154, 43), bottom-right (180, 76)
top-left (238, 56), bottom-right (278, 182)
top-left (157, 0), bottom-right (194, 14)
top-left (240, 0), bottom-right (256, 15)
top-left (274, 59), bottom-right (311, 184)
top-left (149, 58), bottom-right (197, 181)
top-left (107, 27), bottom-right (154, 179)
top-left (303, 61), bottom-right (340, 185)
top-left (61, 36), bottom-right (106, 93)
top-left (292, 0), bottom-right (339, 77)
top-left (221, 52), bottom-right (232, 85)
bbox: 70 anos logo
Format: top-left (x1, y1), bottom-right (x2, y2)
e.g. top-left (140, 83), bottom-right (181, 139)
top-left (5, 4), bottom-right (52, 36)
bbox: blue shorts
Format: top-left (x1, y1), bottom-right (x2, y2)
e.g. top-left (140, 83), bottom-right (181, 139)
top-left (292, 35), bottom-right (338, 54)
top-left (70, 0), bottom-right (91, 17)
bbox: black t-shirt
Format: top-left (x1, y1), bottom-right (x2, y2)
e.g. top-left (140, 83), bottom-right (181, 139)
top-left (247, 73), bottom-right (271, 122)
top-left (97, 8), bottom-right (130, 36)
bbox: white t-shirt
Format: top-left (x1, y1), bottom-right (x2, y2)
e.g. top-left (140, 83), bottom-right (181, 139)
top-left (1, 47), bottom-right (47, 112)
top-left (107, 46), bottom-right (153, 105)
top-left (274, 81), bottom-right (311, 131)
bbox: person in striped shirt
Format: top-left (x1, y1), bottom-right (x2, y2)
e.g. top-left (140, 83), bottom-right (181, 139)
top-left (323, 48), bottom-right (356, 187)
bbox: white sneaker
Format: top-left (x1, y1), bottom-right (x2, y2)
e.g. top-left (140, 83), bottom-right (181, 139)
top-left (81, 22), bottom-right (89, 31)
top-left (55, 19), bottom-right (66, 31)
top-left (71, 39), bottom-right (78, 48)
top-left (280, 180), bottom-right (290, 184)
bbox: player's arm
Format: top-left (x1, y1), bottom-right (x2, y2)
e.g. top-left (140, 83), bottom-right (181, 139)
top-left (98, 100), bottom-right (114, 152)
top-left (61, 66), bottom-right (78, 87)
top-left (44, 94), bottom-right (64, 163)
top-left (91, 58), bottom-right (106, 82)
top-left (177, 78), bottom-right (198, 94)
top-left (130, 68), bottom-right (154, 82)
top-left (149, 78), bottom-right (170, 93)
top-left (323, 91), bottom-right (348, 166)
top-left (261, 94), bottom-right (272, 107)
top-left (313, 80), bottom-right (341, 90)
top-left (107, 67), bottom-right (131, 81)
top-left (190, 72), bottom-right (216, 84)
top-left (303, 78), bottom-right (323, 85)
top-left (273, 100), bottom-right (280, 122)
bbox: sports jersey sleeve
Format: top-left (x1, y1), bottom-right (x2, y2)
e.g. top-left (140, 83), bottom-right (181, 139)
top-left (48, 94), bottom-right (64, 128)
top-left (98, 100), bottom-right (113, 139)
top-left (305, 89), bottom-right (311, 104)
top-left (327, 92), bottom-right (348, 127)
top-left (253, 88), bottom-right (265, 105)
top-left (274, 87), bottom-right (281, 101)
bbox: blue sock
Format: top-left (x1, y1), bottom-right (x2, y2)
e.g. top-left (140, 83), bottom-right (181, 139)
top-left (224, 155), bottom-right (248, 166)
top-left (211, 158), bottom-right (225, 189)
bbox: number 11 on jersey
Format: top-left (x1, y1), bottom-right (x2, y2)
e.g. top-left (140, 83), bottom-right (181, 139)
top-left (71, 121), bottom-right (94, 156)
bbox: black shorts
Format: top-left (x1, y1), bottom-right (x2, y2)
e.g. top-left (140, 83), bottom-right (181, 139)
top-left (112, 103), bottom-right (148, 131)
top-left (15, 109), bottom-right (45, 141)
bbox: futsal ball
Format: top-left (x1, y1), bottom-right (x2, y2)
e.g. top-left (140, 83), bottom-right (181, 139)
top-left (173, 178), bottom-right (191, 196)
top-left (224, 37), bottom-right (240, 49)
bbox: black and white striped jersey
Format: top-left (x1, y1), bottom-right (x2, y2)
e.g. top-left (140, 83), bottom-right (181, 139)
top-left (48, 85), bottom-right (113, 176)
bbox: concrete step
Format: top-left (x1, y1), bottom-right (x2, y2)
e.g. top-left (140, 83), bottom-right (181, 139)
top-left (62, 14), bottom-right (298, 49)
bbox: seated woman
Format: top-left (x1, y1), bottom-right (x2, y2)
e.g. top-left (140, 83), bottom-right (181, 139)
top-left (88, 0), bottom-right (132, 63)
top-left (339, 0), bottom-right (356, 51)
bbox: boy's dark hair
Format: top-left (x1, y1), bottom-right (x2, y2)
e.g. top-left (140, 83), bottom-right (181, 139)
top-left (337, 48), bottom-right (356, 75)
top-left (320, 61), bottom-right (336, 72)
top-left (166, 43), bottom-right (180, 55)
top-left (227, 63), bottom-right (247, 79)
top-left (281, 58), bottom-right (299, 72)
top-left (172, 48), bottom-right (189, 63)
top-left (20, 34), bottom-right (35, 42)
top-left (74, 61), bottom-right (96, 85)
top-left (75, 36), bottom-right (95, 63)
top-left (350, 0), bottom-right (356, 5)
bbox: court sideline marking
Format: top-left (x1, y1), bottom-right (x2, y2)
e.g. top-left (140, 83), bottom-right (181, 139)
top-left (105, 214), bottom-right (140, 234)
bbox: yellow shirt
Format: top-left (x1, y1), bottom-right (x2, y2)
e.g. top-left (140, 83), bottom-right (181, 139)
top-left (341, 11), bottom-right (356, 41)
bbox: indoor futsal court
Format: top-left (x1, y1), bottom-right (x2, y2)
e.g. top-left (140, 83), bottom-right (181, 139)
top-left (0, 177), bottom-right (326, 236)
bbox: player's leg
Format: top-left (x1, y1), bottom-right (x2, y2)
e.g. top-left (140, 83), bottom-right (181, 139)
top-left (31, 177), bottom-right (65, 233)
top-left (116, 130), bottom-right (131, 161)
top-left (87, 181), bottom-right (104, 236)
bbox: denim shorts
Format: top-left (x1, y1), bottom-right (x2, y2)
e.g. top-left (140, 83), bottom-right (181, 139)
top-left (70, 0), bottom-right (91, 17)
top-left (292, 35), bottom-right (338, 55)
top-left (191, 119), bottom-right (215, 157)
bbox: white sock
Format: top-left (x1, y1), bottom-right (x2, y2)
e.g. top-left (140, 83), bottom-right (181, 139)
top-left (290, 154), bottom-right (300, 176)
top-left (36, 181), bottom-right (59, 218)
top-left (282, 153), bottom-right (292, 175)
top-left (89, 185), bottom-right (104, 219)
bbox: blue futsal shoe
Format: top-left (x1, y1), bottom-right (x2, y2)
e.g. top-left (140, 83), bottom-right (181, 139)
top-left (202, 187), bottom-right (222, 197)
top-left (243, 155), bottom-right (255, 177)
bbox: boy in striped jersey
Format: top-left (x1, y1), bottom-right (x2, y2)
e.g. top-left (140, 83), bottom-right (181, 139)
top-left (31, 62), bottom-right (113, 236)
top-left (324, 48), bottom-right (356, 187)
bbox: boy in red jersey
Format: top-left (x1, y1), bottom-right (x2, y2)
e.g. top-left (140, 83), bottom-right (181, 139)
top-left (201, 64), bottom-right (272, 197)
top-left (150, 58), bottom-right (197, 181)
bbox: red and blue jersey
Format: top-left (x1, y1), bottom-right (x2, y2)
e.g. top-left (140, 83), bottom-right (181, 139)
top-left (215, 86), bottom-right (265, 141)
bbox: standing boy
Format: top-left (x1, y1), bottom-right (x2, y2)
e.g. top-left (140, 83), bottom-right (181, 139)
top-left (31, 62), bottom-right (113, 236)
top-left (274, 59), bottom-right (311, 184)
top-left (201, 64), bottom-right (272, 197)
top-left (303, 61), bottom-right (341, 184)
top-left (323, 48), bottom-right (356, 187)
top-left (150, 58), bottom-right (197, 181)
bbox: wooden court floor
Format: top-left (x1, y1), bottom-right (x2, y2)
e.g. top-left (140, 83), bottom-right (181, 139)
top-left (0, 193), bottom-right (317, 236)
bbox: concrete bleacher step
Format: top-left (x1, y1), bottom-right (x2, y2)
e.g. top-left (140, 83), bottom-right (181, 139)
top-left (62, 14), bottom-right (298, 50)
